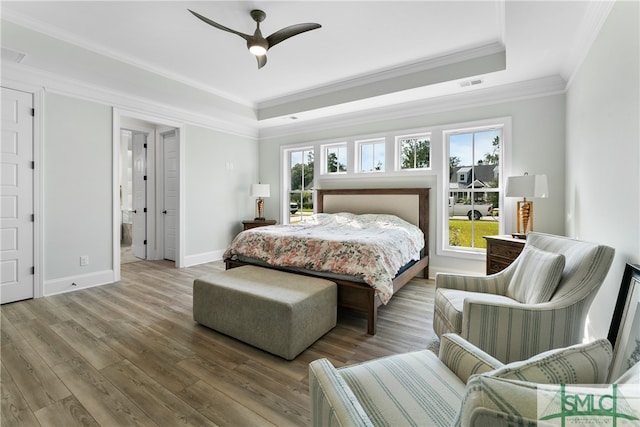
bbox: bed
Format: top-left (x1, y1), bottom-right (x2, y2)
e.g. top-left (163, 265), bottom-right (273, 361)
top-left (224, 188), bottom-right (430, 335)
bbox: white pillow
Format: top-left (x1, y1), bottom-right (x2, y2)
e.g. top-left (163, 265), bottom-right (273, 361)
top-left (506, 245), bottom-right (565, 303)
top-left (485, 338), bottom-right (612, 384)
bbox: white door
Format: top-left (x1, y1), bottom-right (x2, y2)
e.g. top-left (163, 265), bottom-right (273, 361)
top-left (1, 87), bottom-right (34, 304)
top-left (162, 130), bottom-right (178, 261)
top-left (131, 132), bottom-right (147, 260)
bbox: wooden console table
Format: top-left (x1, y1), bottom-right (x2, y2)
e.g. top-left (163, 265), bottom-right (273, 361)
top-left (242, 219), bottom-right (276, 230)
top-left (484, 235), bottom-right (526, 274)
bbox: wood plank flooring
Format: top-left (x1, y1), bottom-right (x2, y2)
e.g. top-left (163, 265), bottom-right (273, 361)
top-left (1, 260), bottom-right (436, 426)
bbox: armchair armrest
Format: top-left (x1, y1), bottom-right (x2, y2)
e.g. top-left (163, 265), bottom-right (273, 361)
top-left (436, 272), bottom-right (509, 296)
top-left (461, 298), bottom-right (593, 363)
top-left (438, 333), bottom-right (504, 383)
top-left (455, 376), bottom-right (553, 427)
top-left (309, 358), bottom-right (373, 427)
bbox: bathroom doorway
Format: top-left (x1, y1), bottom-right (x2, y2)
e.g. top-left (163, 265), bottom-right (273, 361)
top-left (119, 129), bottom-right (147, 264)
top-left (114, 111), bottom-right (182, 278)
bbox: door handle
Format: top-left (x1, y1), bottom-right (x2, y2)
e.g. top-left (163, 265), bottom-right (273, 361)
top-left (162, 210), bottom-right (167, 214)
top-left (132, 210), bottom-right (137, 213)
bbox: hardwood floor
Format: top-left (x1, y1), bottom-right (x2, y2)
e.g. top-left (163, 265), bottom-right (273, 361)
top-left (1, 260), bottom-right (436, 426)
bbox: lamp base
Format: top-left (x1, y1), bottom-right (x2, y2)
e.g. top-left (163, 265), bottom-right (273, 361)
top-left (254, 217), bottom-right (266, 221)
top-left (516, 199), bottom-right (534, 234)
top-left (255, 197), bottom-right (265, 221)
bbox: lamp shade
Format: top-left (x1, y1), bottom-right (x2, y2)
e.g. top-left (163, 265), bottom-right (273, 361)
top-left (505, 174), bottom-right (548, 198)
top-left (250, 183), bottom-right (270, 198)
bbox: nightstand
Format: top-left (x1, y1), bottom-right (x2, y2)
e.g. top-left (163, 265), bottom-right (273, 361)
top-left (484, 235), bottom-right (526, 275)
top-left (242, 219), bottom-right (276, 230)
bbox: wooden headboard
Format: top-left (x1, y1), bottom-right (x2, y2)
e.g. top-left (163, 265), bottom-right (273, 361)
top-left (316, 188), bottom-right (430, 256)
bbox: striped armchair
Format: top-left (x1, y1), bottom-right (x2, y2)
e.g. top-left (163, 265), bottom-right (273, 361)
top-left (309, 334), bottom-right (618, 427)
top-left (433, 232), bottom-right (615, 363)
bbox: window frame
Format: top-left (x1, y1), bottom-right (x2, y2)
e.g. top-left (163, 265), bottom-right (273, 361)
top-left (396, 132), bottom-right (432, 171)
top-left (282, 145), bottom-right (315, 224)
top-left (356, 137), bottom-right (386, 173)
top-left (321, 142), bottom-right (348, 175)
top-left (278, 118), bottom-right (511, 259)
top-left (438, 118), bottom-right (512, 260)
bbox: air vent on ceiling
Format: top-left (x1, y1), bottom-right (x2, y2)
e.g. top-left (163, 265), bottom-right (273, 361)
top-left (460, 78), bottom-right (484, 88)
top-left (1, 47), bottom-right (26, 64)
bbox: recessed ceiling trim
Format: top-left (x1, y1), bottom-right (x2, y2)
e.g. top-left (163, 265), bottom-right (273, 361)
top-left (258, 41), bottom-right (504, 110)
top-left (258, 45), bottom-right (506, 121)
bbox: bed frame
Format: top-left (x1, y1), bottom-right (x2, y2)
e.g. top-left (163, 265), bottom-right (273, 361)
top-left (225, 188), bottom-right (430, 335)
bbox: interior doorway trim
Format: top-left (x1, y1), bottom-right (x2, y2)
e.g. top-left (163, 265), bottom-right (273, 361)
top-left (112, 108), bottom-right (185, 281)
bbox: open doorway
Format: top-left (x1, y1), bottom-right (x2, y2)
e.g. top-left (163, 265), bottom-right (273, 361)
top-left (119, 129), bottom-right (147, 264)
top-left (113, 110), bottom-right (183, 280)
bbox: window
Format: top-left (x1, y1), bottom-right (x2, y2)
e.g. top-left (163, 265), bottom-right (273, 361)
top-left (324, 143), bottom-right (347, 174)
top-left (445, 127), bottom-right (502, 252)
top-left (358, 139), bottom-right (385, 172)
top-left (288, 148), bottom-right (314, 224)
top-left (398, 134), bottom-right (430, 170)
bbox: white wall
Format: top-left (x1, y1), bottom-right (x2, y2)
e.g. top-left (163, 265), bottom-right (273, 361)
top-left (40, 93), bottom-right (258, 294)
top-left (565, 0), bottom-right (640, 340)
top-left (183, 124), bottom-right (258, 265)
top-left (259, 93), bottom-right (566, 276)
top-left (44, 93), bottom-right (113, 285)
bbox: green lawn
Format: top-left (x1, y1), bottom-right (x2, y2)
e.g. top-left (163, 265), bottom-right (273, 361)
top-left (449, 219), bottom-right (499, 248)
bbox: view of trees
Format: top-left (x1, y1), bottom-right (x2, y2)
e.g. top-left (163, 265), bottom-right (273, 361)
top-left (400, 137), bottom-right (430, 169)
top-left (484, 136), bottom-right (500, 165)
top-left (290, 151), bottom-right (314, 191)
top-left (290, 150), bottom-right (314, 212)
top-left (327, 151), bottom-right (346, 173)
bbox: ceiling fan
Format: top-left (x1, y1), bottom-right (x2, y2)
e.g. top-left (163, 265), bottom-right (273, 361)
top-left (188, 9), bottom-right (321, 69)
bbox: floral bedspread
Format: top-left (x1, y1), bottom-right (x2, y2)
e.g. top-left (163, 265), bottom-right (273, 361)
top-left (223, 213), bottom-right (424, 304)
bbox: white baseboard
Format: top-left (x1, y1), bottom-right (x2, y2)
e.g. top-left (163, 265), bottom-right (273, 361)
top-left (183, 250), bottom-right (225, 267)
top-left (44, 270), bottom-right (115, 297)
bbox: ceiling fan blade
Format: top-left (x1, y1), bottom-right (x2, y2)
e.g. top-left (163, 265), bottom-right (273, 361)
top-left (266, 23), bottom-right (321, 49)
top-left (257, 55), bottom-right (267, 69)
top-left (188, 9), bottom-right (251, 41)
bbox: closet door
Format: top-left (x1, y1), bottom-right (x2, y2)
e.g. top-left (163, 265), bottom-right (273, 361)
top-left (1, 87), bottom-right (34, 303)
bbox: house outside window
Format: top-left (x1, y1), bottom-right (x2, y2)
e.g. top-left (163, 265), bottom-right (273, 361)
top-left (445, 127), bottom-right (502, 253)
top-left (287, 148), bottom-right (314, 224)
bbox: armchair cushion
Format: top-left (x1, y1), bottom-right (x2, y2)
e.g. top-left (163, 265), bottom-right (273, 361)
top-left (338, 350), bottom-right (465, 426)
top-left (435, 289), bottom-right (516, 337)
top-left (485, 338), bottom-right (612, 384)
top-left (506, 245), bottom-right (565, 304)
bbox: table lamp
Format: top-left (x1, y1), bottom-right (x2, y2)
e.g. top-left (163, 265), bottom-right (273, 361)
top-left (250, 183), bottom-right (270, 221)
top-left (505, 173), bottom-right (548, 236)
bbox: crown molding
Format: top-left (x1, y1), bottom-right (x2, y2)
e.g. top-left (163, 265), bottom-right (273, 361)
top-left (258, 75), bottom-right (566, 141)
top-left (0, 9), bottom-right (254, 109)
top-left (1, 63), bottom-right (259, 140)
top-left (562, 1), bottom-right (615, 87)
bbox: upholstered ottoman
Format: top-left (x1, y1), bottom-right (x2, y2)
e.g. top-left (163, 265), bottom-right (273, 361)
top-left (193, 265), bottom-right (337, 360)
